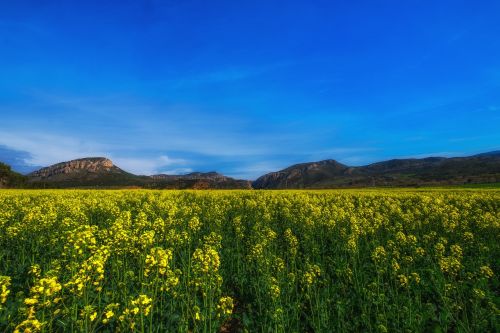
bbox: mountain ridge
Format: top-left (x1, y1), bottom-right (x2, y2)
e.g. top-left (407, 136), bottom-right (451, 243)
top-left (24, 157), bottom-right (251, 189)
top-left (1, 151), bottom-right (499, 189)
top-left (253, 152), bottom-right (500, 189)
top-left (28, 157), bottom-right (128, 180)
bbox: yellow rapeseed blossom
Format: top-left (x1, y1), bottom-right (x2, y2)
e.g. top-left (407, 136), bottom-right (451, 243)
top-left (270, 283), bottom-right (280, 299)
top-left (144, 247), bottom-right (173, 277)
top-left (0, 189), bottom-right (499, 332)
top-left (0, 276), bottom-right (10, 305)
top-left (192, 245), bottom-right (220, 274)
top-left (302, 264), bottom-right (321, 286)
top-left (13, 318), bottom-right (43, 333)
top-left (398, 274), bottom-right (409, 288)
top-left (102, 303), bottom-right (119, 324)
top-left (284, 228), bottom-right (299, 256)
top-left (410, 272), bottom-right (421, 284)
top-left (28, 265), bottom-right (41, 279)
top-left (480, 265), bottom-right (494, 279)
top-left (217, 296), bottom-right (234, 317)
top-left (371, 246), bottom-right (387, 264)
top-left (122, 294), bottom-right (153, 320)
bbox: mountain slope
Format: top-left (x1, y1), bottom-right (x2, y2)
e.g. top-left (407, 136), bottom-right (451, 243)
top-left (252, 160), bottom-right (349, 189)
top-left (26, 157), bottom-right (250, 189)
top-left (27, 157), bottom-right (140, 187)
top-left (149, 172), bottom-right (251, 189)
top-left (6, 151), bottom-right (500, 189)
top-left (253, 152), bottom-right (500, 189)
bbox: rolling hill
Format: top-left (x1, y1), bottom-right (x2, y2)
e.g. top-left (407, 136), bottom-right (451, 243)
top-left (253, 152), bottom-right (500, 189)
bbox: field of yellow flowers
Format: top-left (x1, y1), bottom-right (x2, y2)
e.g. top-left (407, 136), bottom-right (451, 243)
top-left (0, 189), bottom-right (498, 332)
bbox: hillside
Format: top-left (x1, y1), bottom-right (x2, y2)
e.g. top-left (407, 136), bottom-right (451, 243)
top-left (253, 152), bottom-right (500, 189)
top-left (0, 162), bottom-right (27, 188)
top-left (149, 172), bottom-right (251, 189)
top-left (252, 160), bottom-right (349, 189)
top-left (27, 157), bottom-right (141, 188)
top-left (2, 151), bottom-right (499, 189)
top-left (26, 157), bottom-right (250, 189)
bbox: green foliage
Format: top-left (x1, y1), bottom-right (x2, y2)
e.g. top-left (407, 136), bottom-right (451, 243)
top-left (0, 190), bottom-right (498, 332)
top-left (0, 162), bottom-right (27, 188)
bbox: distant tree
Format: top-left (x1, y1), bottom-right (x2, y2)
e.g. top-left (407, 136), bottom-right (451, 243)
top-left (0, 162), bottom-right (27, 188)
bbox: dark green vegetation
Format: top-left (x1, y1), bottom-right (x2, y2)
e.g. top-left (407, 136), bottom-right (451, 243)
top-left (456, 182), bottom-right (500, 189)
top-left (253, 152), bottom-right (500, 189)
top-left (0, 162), bottom-right (27, 188)
top-left (0, 190), bottom-right (498, 332)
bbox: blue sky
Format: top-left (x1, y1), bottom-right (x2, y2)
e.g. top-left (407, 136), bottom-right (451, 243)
top-left (0, 0), bottom-right (499, 179)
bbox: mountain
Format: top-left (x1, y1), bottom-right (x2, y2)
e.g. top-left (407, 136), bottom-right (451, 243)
top-left (25, 157), bottom-right (250, 189)
top-left (27, 157), bottom-right (140, 188)
top-left (2, 151), bottom-right (499, 190)
top-left (0, 162), bottom-right (27, 188)
top-left (474, 151), bottom-right (500, 157)
top-left (252, 160), bottom-right (349, 189)
top-left (253, 152), bottom-right (500, 189)
top-left (149, 172), bottom-right (251, 189)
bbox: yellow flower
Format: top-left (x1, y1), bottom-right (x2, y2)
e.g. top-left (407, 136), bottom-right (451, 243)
top-left (371, 246), bottom-right (387, 264)
top-left (14, 318), bottom-right (43, 333)
top-left (28, 265), bottom-right (41, 279)
top-left (123, 295), bottom-right (153, 318)
top-left (302, 264), bottom-right (321, 286)
top-left (217, 296), bottom-right (234, 316)
top-left (193, 305), bottom-right (202, 321)
top-left (473, 288), bottom-right (485, 299)
top-left (270, 284), bottom-right (280, 299)
top-left (192, 245), bottom-right (220, 274)
top-left (391, 259), bottom-right (400, 272)
top-left (398, 274), bottom-right (409, 288)
top-left (24, 298), bottom-right (38, 306)
top-left (144, 247), bottom-right (173, 277)
top-left (0, 276), bottom-right (11, 304)
top-left (480, 265), bottom-right (494, 279)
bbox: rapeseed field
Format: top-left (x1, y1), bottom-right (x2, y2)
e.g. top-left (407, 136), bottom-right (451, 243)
top-left (0, 190), bottom-right (498, 332)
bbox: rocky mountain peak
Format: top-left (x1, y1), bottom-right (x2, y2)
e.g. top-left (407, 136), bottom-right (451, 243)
top-left (28, 157), bottom-right (118, 180)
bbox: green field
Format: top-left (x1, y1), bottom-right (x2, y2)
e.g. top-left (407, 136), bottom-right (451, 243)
top-left (0, 190), bottom-right (498, 332)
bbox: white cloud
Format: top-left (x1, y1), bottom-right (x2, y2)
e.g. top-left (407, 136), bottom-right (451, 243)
top-left (0, 132), bottom-right (109, 166)
top-left (158, 155), bottom-right (186, 166)
top-left (111, 156), bottom-right (187, 175)
top-left (158, 168), bottom-right (193, 175)
top-left (0, 131), bottom-right (189, 175)
top-left (224, 161), bottom-right (286, 180)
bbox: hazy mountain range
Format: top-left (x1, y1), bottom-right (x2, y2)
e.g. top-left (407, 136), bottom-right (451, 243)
top-left (1, 151), bottom-right (499, 189)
